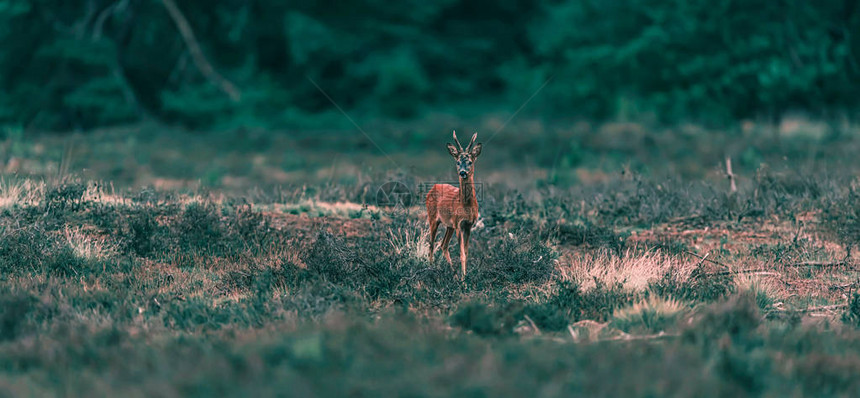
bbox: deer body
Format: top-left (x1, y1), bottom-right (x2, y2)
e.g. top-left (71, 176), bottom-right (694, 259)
top-left (426, 131), bottom-right (483, 277)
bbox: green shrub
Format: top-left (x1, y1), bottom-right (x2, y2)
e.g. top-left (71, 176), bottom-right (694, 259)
top-left (176, 202), bottom-right (225, 253)
top-left (0, 291), bottom-right (37, 341)
top-left (0, 224), bottom-right (50, 274)
top-left (449, 301), bottom-right (523, 336)
top-left (304, 230), bottom-right (359, 284)
top-left (471, 234), bottom-right (556, 288)
top-left (610, 295), bottom-right (688, 334)
top-left (546, 221), bottom-right (627, 253)
top-left (683, 291), bottom-right (761, 343)
top-left (651, 264), bottom-right (735, 303)
top-left (42, 181), bottom-right (87, 216)
top-left (524, 280), bottom-right (634, 332)
top-left (119, 207), bottom-right (166, 258)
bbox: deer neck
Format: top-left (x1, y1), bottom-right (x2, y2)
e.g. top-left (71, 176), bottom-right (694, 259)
top-left (459, 173), bottom-right (478, 211)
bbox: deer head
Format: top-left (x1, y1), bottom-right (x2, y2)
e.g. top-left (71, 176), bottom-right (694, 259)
top-left (446, 130), bottom-right (483, 180)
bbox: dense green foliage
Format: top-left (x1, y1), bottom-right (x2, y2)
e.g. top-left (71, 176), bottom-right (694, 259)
top-left (1, 0), bottom-right (858, 130)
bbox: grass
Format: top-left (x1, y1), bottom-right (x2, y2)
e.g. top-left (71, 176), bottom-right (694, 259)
top-left (4, 120), bottom-right (860, 395)
top-left (610, 295), bottom-right (688, 334)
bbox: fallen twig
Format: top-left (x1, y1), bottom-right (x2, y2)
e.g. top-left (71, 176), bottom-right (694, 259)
top-left (667, 214), bottom-right (703, 224)
top-left (523, 314), bottom-right (542, 336)
top-left (682, 250), bottom-right (727, 268)
top-left (776, 304), bottom-right (848, 313)
top-left (830, 281), bottom-right (860, 290)
top-left (786, 261), bottom-right (851, 268)
top-left (713, 269), bottom-right (781, 276)
top-left (600, 331), bottom-right (680, 342)
top-left (737, 271), bottom-right (784, 278)
top-left (695, 252), bottom-right (710, 267)
top-left (567, 325), bottom-right (577, 341)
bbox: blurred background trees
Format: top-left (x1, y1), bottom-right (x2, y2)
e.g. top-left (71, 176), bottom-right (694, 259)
top-left (0, 0), bottom-right (858, 131)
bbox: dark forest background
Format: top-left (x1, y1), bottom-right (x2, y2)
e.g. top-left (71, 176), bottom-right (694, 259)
top-left (2, 0), bottom-right (859, 132)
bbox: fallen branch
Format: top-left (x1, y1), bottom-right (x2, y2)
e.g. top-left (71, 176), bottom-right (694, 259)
top-left (682, 250), bottom-right (727, 268)
top-left (830, 281), bottom-right (859, 290)
top-left (523, 314), bottom-right (542, 336)
top-left (785, 261), bottom-right (851, 268)
top-left (777, 303), bottom-right (848, 313)
top-left (160, 0), bottom-right (241, 101)
top-left (567, 325), bottom-right (577, 341)
top-left (667, 214), bottom-right (704, 224)
top-left (695, 252), bottom-right (710, 267)
top-left (713, 269), bottom-right (781, 276)
top-left (741, 271), bottom-right (783, 277)
top-left (600, 331), bottom-right (680, 342)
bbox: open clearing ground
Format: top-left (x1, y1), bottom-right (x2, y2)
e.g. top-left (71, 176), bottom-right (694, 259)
top-left (4, 122), bottom-right (860, 396)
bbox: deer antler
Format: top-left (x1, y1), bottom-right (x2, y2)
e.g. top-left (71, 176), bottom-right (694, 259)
top-left (466, 132), bottom-right (478, 152)
top-left (452, 130), bottom-right (464, 152)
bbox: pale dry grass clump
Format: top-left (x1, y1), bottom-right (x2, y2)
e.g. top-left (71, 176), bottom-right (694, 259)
top-left (734, 273), bottom-right (781, 310)
top-left (734, 273), bottom-right (780, 295)
top-left (267, 200), bottom-right (381, 218)
top-left (560, 248), bottom-right (694, 291)
top-left (612, 295), bottom-right (687, 322)
top-left (0, 178), bottom-right (45, 209)
top-left (610, 295), bottom-right (689, 333)
top-left (176, 192), bottom-right (224, 207)
top-left (81, 183), bottom-right (130, 206)
top-left (63, 226), bottom-right (118, 261)
top-left (387, 218), bottom-right (429, 260)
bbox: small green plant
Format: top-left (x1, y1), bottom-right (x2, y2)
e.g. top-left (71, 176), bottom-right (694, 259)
top-left (42, 181), bottom-right (87, 215)
top-left (120, 208), bottom-right (165, 258)
top-left (842, 293), bottom-right (860, 327)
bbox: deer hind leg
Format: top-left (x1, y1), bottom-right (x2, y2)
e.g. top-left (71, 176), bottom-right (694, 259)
top-left (428, 220), bottom-right (440, 262)
top-left (440, 227), bottom-right (454, 265)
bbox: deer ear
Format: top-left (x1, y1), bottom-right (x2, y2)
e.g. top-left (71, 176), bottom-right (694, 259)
top-left (446, 143), bottom-right (459, 158)
top-left (470, 143), bottom-right (482, 158)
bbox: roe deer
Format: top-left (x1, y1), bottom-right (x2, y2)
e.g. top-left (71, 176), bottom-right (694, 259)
top-left (426, 130), bottom-right (483, 278)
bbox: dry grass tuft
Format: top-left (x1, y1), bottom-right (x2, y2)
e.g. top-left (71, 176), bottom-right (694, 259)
top-left (63, 226), bottom-right (118, 261)
top-left (387, 219), bottom-right (429, 260)
top-left (734, 273), bottom-right (780, 310)
top-left (267, 200), bottom-right (380, 218)
top-left (611, 295), bottom-right (689, 332)
top-left (560, 248), bottom-right (694, 291)
top-left (81, 183), bottom-right (130, 206)
top-left (612, 295), bottom-right (687, 320)
top-left (0, 178), bottom-right (45, 209)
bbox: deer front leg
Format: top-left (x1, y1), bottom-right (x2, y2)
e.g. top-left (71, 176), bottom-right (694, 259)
top-left (440, 227), bottom-right (454, 265)
top-left (459, 227), bottom-right (471, 278)
top-left (428, 220), bottom-right (440, 263)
